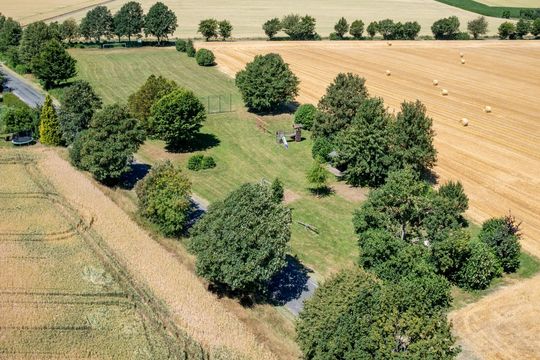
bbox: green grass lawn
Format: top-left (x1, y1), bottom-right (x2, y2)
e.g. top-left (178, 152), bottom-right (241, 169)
top-left (434, 0), bottom-right (537, 18)
top-left (70, 47), bottom-right (359, 277)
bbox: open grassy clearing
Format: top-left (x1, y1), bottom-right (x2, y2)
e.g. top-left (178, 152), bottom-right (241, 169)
top-left (21, 0), bottom-right (509, 37)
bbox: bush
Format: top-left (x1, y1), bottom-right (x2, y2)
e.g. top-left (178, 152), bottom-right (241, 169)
top-left (479, 216), bottom-right (521, 273)
top-left (455, 32), bottom-right (471, 40)
top-left (270, 178), bottom-right (284, 203)
top-left (294, 104), bottom-right (317, 130)
top-left (187, 154), bottom-right (204, 170)
top-left (457, 241), bottom-right (502, 290)
top-left (186, 39), bottom-right (196, 57)
top-left (175, 39), bottom-right (187, 52)
top-left (136, 161), bottom-right (191, 236)
top-left (189, 182), bottom-right (291, 294)
top-left (195, 48), bottom-right (215, 66)
top-left (235, 53), bottom-right (299, 113)
top-left (306, 160), bottom-right (329, 194)
top-left (0, 106), bottom-right (38, 134)
top-left (311, 136), bottom-right (333, 161)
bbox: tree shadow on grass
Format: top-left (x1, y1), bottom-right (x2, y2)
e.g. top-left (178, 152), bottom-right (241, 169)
top-left (119, 162), bottom-right (152, 190)
top-left (265, 255), bottom-right (312, 306)
top-left (251, 101), bottom-right (300, 116)
top-left (165, 132), bottom-right (220, 153)
top-left (308, 186), bottom-right (335, 198)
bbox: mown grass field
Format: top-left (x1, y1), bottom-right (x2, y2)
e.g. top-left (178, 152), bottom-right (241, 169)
top-left (70, 47), bottom-right (361, 277)
top-left (434, 0), bottom-right (538, 18)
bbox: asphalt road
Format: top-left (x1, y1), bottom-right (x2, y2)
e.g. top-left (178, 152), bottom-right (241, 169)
top-left (0, 65), bottom-right (45, 108)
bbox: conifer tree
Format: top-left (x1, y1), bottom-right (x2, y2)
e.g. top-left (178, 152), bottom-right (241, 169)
top-left (39, 95), bottom-right (62, 145)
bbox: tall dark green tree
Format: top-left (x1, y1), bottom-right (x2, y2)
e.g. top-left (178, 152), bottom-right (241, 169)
top-left (0, 17), bottom-right (22, 52)
top-left (367, 21), bottom-right (378, 38)
top-left (479, 215), bottom-right (521, 273)
top-left (113, 1), bottom-right (145, 42)
top-left (144, 2), bottom-right (177, 45)
top-left (60, 18), bottom-right (79, 43)
top-left (457, 241), bottom-right (502, 290)
top-left (189, 183), bottom-right (291, 294)
top-left (79, 6), bottom-right (113, 42)
top-left (32, 40), bottom-right (76, 88)
top-left (218, 20), bottom-right (233, 40)
top-left (349, 19), bottom-right (364, 39)
top-left (281, 14), bottom-right (317, 40)
top-left (431, 16), bottom-right (460, 40)
top-left (334, 17), bottom-right (349, 38)
top-left (516, 18), bottom-right (531, 38)
top-left (18, 21), bottom-right (51, 67)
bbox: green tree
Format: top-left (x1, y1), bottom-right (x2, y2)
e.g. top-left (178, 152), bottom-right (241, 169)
top-left (438, 180), bottom-right (469, 215)
top-left (467, 16), bottom-right (488, 39)
top-left (144, 2), bottom-right (177, 45)
top-left (175, 39), bottom-right (187, 52)
top-left (32, 40), bottom-right (76, 89)
top-left (59, 18), bottom-right (79, 43)
top-left (39, 95), bottom-right (62, 145)
top-left (367, 21), bottom-right (378, 38)
top-left (113, 1), bottom-right (145, 42)
top-left (18, 21), bottom-right (51, 67)
top-left (186, 39), bottom-right (196, 57)
top-left (79, 6), bottom-right (113, 42)
top-left (498, 21), bottom-right (516, 39)
top-left (358, 228), bottom-right (405, 270)
top-left (294, 104), bottom-right (317, 130)
top-left (457, 241), bottom-right (502, 290)
top-left (0, 17), bottom-right (22, 52)
top-left (516, 18), bottom-right (531, 38)
top-left (431, 16), bottom-right (460, 40)
top-left (195, 48), bottom-right (215, 66)
top-left (1, 106), bottom-right (38, 134)
top-left (198, 18), bottom-right (218, 41)
top-left (311, 136), bottom-right (333, 161)
top-left (377, 19), bottom-right (396, 39)
top-left (532, 18), bottom-right (540, 37)
top-left (149, 88), bottom-right (206, 149)
top-left (281, 14), bottom-right (317, 40)
top-left (334, 17), bottom-right (349, 38)
top-left (58, 80), bottom-right (103, 144)
top-left (312, 73), bottom-right (368, 137)
top-left (349, 19), bottom-right (364, 39)
top-left (136, 161), bottom-right (191, 236)
top-left (127, 74), bottom-right (178, 133)
top-left (189, 183), bottom-right (291, 294)
top-left (306, 160), bottom-right (329, 195)
top-left (431, 230), bottom-right (471, 283)
top-left (263, 18), bottom-right (282, 39)
top-left (402, 21), bottom-right (421, 39)
top-left (235, 53), bottom-right (299, 113)
top-left (393, 100), bottom-right (437, 174)
top-left (479, 215), bottom-right (521, 273)
top-left (218, 20), bottom-right (233, 40)
top-left (270, 178), bottom-right (284, 203)
top-left (47, 22), bottom-right (62, 41)
top-left (334, 98), bottom-right (394, 187)
top-left (70, 104), bottom-right (145, 183)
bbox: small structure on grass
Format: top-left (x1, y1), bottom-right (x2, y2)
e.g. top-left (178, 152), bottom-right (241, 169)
top-left (11, 131), bottom-right (34, 146)
top-left (276, 124), bottom-right (303, 148)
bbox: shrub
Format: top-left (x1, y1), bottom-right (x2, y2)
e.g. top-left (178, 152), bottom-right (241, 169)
top-left (498, 22), bottom-right (517, 39)
top-left (150, 88), bottom-right (206, 149)
top-left (189, 183), bottom-right (291, 294)
top-left (187, 154), bottom-right (216, 171)
top-left (431, 16), bottom-right (460, 40)
top-left (457, 241), bottom-right (502, 290)
top-left (195, 48), bottom-right (215, 66)
top-left (306, 160), bottom-right (329, 194)
top-left (262, 18), bottom-right (282, 39)
top-left (350, 19), bottom-right (364, 39)
top-left (1, 106), bottom-right (38, 134)
top-left (136, 161), bottom-right (191, 236)
top-left (270, 178), bottom-right (284, 203)
top-left (186, 39), bottom-right (196, 57)
top-left (175, 39), bottom-right (187, 52)
top-left (311, 136), bottom-right (333, 161)
top-left (479, 216), bottom-right (521, 273)
top-left (201, 156), bottom-right (216, 169)
top-left (39, 95), bottom-right (62, 145)
top-left (294, 104), bottom-right (317, 130)
top-left (455, 32), bottom-right (471, 40)
top-left (235, 53), bottom-right (299, 113)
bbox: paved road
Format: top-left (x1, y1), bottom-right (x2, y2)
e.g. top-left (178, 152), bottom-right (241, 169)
top-left (0, 65), bottom-right (46, 108)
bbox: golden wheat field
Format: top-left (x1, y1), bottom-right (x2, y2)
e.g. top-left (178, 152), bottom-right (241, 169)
top-left (202, 40), bottom-right (540, 360)
top-left (2, 0), bottom-right (509, 36)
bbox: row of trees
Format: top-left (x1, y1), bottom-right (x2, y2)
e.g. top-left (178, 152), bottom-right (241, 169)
top-left (498, 18), bottom-right (540, 39)
top-left (262, 14), bottom-right (319, 40)
top-left (197, 19), bottom-right (233, 41)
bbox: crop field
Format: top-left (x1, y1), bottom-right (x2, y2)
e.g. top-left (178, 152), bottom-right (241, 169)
top-left (476, 0), bottom-right (540, 6)
top-left (6, 0), bottom-right (508, 36)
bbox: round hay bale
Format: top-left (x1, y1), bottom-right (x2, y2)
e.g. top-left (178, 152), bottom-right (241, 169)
top-left (460, 52), bottom-right (464, 57)
top-left (386, 70), bottom-right (391, 76)
top-left (433, 79), bottom-right (439, 86)
top-left (387, 41), bottom-right (392, 46)
top-left (441, 89), bottom-right (449, 96)
top-left (484, 106), bottom-right (492, 113)
top-left (461, 58), bottom-right (466, 64)
top-left (461, 118), bottom-right (469, 126)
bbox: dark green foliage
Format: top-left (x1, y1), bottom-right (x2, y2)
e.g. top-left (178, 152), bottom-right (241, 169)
top-left (187, 154), bottom-right (216, 171)
top-left (144, 2), bottom-right (177, 44)
top-left (195, 48), bottom-right (215, 66)
top-left (457, 241), bottom-right (502, 290)
top-left (431, 16), bottom-right (461, 40)
top-left (136, 161), bottom-right (192, 236)
top-left (393, 100), bottom-right (437, 174)
top-left (58, 80), bottom-right (103, 145)
top-left (150, 88), bottom-right (206, 149)
top-left (349, 19), bottom-right (364, 39)
top-left (502, 10), bottom-right (511, 19)
top-left (1, 106), bottom-right (38, 134)
top-left (312, 73), bottom-right (368, 138)
top-left (467, 16), bottom-right (488, 39)
top-left (367, 21), bottom-right (378, 38)
top-left (186, 39), bottom-right (196, 57)
top-left (402, 21), bottom-right (422, 39)
top-left (377, 19), bottom-right (397, 39)
top-left (127, 74), bottom-right (178, 133)
top-left (113, 1), bottom-right (145, 42)
top-left (431, 230), bottom-right (471, 283)
top-left (281, 14), bottom-right (318, 40)
top-left (0, 17), bottom-right (22, 52)
top-left (235, 53), bottom-right (299, 113)
top-left (39, 95), bottom-right (62, 145)
top-left (189, 183), bottom-right (291, 294)
top-left (498, 21), bottom-right (517, 39)
top-left (532, 18), bottom-right (540, 36)
top-left (198, 19), bottom-right (218, 41)
top-left (218, 20), bottom-right (233, 40)
top-left (80, 6), bottom-right (113, 42)
top-left (334, 98), bottom-right (393, 187)
top-left (334, 17), bottom-right (349, 38)
top-left (175, 39), bottom-right (187, 52)
top-left (262, 18), bottom-right (282, 39)
top-left (358, 229), bottom-right (405, 270)
top-left (424, 183), bottom-right (469, 242)
top-left (70, 104), bottom-right (145, 183)
top-left (294, 104), bottom-right (317, 130)
top-left (479, 216), bottom-right (521, 273)
top-left (47, 22), bottom-right (63, 41)
top-left (438, 181), bottom-right (469, 215)
top-left (32, 40), bottom-right (77, 89)
top-left (270, 178), bottom-right (284, 203)
top-left (18, 21), bottom-right (51, 67)
top-left (376, 19), bottom-right (420, 40)
top-left (60, 19), bottom-right (79, 43)
top-left (311, 136), bottom-right (333, 162)
top-left (516, 18), bottom-right (531, 38)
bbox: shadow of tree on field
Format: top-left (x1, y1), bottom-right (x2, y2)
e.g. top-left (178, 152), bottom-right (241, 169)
top-left (119, 162), bottom-right (151, 190)
top-left (165, 132), bottom-right (220, 153)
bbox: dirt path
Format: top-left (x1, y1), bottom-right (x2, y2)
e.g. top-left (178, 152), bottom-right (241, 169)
top-left (34, 148), bottom-right (277, 360)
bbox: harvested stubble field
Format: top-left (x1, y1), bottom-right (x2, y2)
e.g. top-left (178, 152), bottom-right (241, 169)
top-left (203, 40), bottom-right (540, 360)
top-left (0, 148), bottom-right (274, 359)
top-left (7, 0), bottom-right (508, 36)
